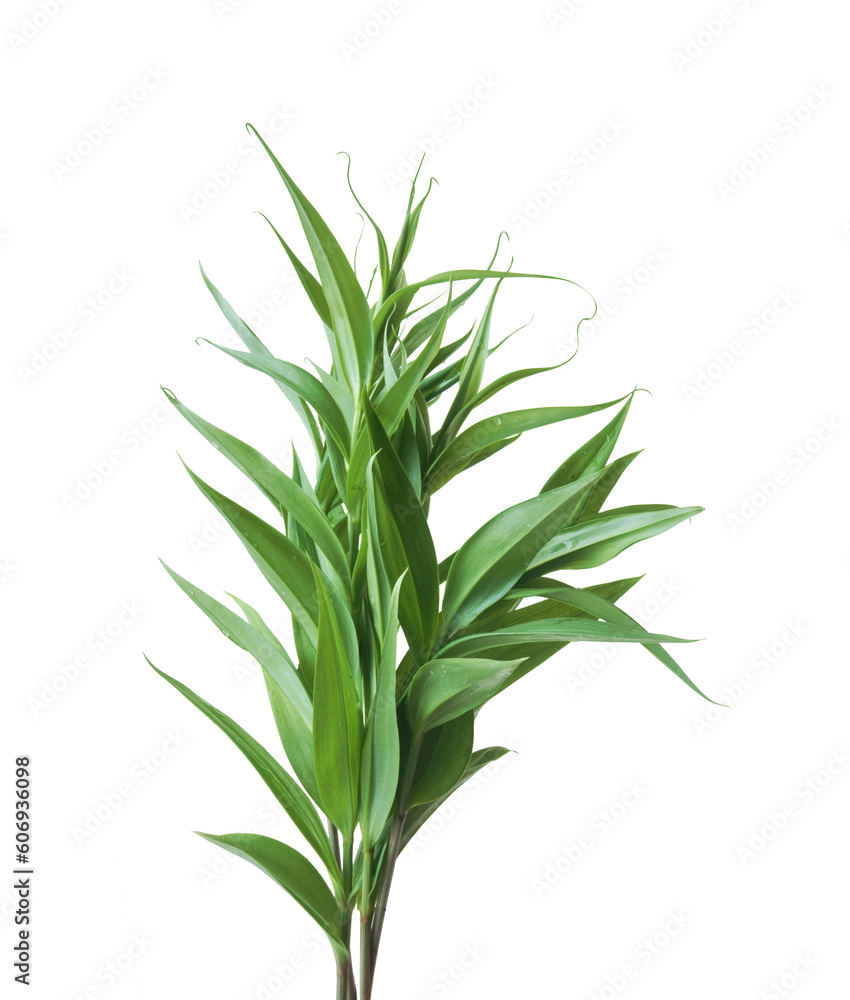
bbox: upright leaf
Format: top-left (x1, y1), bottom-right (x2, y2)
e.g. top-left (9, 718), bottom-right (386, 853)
top-left (248, 125), bottom-right (374, 394)
top-left (312, 569), bottom-right (362, 838)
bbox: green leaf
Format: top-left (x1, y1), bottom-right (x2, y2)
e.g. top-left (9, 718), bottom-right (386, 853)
top-left (147, 659), bottom-right (341, 890)
top-left (159, 561), bottom-right (313, 742)
top-left (364, 396), bottom-right (439, 663)
top-left (406, 712), bottom-right (474, 808)
top-left (439, 466), bottom-right (617, 639)
top-left (257, 212), bottom-right (332, 329)
top-left (182, 463), bottom-right (319, 651)
top-left (406, 657), bottom-right (520, 736)
top-left (198, 264), bottom-right (323, 456)
top-left (541, 395), bottom-right (634, 492)
top-left (248, 125), bottom-right (374, 394)
top-left (401, 747), bottom-right (510, 852)
top-left (439, 618), bottom-right (696, 657)
top-left (195, 833), bottom-right (346, 955)
top-left (506, 581), bottom-right (719, 703)
top-left (164, 390), bottom-right (350, 590)
top-left (312, 568), bottom-right (362, 838)
top-left (432, 281), bottom-right (501, 451)
top-left (227, 592), bottom-right (322, 799)
top-left (528, 505), bottom-right (705, 573)
top-left (373, 268), bottom-right (595, 344)
top-left (375, 288), bottom-right (451, 434)
top-left (340, 151), bottom-right (390, 297)
top-left (204, 343), bottom-right (352, 455)
top-left (424, 396), bottom-right (630, 496)
top-left (360, 578), bottom-right (403, 845)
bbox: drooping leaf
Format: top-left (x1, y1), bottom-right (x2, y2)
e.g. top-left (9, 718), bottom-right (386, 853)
top-left (181, 463), bottom-right (320, 651)
top-left (164, 390), bottom-right (350, 589)
top-left (401, 746), bottom-right (511, 852)
top-left (205, 343), bottom-right (352, 455)
top-left (195, 833), bottom-right (346, 955)
top-left (148, 659), bottom-right (341, 890)
top-left (406, 712), bottom-right (474, 808)
top-left (506, 581), bottom-right (718, 703)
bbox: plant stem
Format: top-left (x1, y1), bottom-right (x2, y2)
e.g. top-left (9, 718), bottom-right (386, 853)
top-left (340, 837), bottom-right (357, 1000)
top-left (359, 846), bottom-right (373, 1000)
top-left (369, 738), bottom-right (422, 969)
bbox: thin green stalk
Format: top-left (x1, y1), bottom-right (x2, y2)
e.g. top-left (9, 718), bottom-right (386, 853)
top-left (359, 845), bottom-right (373, 1000)
top-left (370, 738), bottom-right (422, 965)
top-left (340, 837), bottom-right (356, 1000)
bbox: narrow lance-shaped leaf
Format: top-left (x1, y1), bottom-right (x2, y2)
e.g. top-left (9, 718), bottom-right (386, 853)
top-left (541, 394), bottom-right (635, 492)
top-left (164, 390), bottom-right (350, 590)
top-left (198, 263), bottom-right (323, 457)
top-left (363, 396), bottom-right (440, 663)
top-left (227, 592), bottom-right (323, 800)
top-left (438, 618), bottom-right (696, 657)
top-left (527, 505), bottom-right (705, 574)
top-left (312, 568), bottom-right (362, 839)
top-left (203, 342), bottom-right (352, 455)
top-left (256, 212), bottom-right (332, 328)
top-left (181, 462), bottom-right (320, 652)
top-left (401, 747), bottom-right (511, 852)
top-left (248, 124), bottom-right (374, 394)
top-left (196, 833), bottom-right (347, 957)
top-left (147, 658), bottom-right (341, 891)
top-left (439, 464), bottom-right (618, 640)
top-left (505, 581), bottom-right (720, 704)
top-left (158, 562), bottom-right (316, 795)
top-left (360, 577), bottom-right (404, 845)
top-left (424, 395), bottom-right (631, 496)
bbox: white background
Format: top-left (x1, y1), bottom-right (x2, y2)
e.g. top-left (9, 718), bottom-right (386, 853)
top-left (3, 1), bottom-right (849, 998)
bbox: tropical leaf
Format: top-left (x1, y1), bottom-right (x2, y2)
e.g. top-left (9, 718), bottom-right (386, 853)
top-left (196, 833), bottom-right (347, 954)
top-left (147, 659), bottom-right (341, 890)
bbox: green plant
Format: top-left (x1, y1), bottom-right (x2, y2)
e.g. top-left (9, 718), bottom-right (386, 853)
top-left (148, 127), bottom-right (713, 999)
